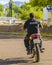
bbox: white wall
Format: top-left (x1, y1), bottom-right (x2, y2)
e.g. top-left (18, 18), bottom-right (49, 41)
top-left (43, 7), bottom-right (48, 21)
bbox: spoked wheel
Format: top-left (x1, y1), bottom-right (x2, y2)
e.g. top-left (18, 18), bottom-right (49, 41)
top-left (31, 44), bottom-right (40, 62)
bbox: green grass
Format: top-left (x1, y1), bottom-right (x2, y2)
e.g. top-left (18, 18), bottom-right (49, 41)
top-left (0, 32), bottom-right (52, 38)
top-left (0, 32), bottom-right (26, 35)
top-left (41, 32), bottom-right (52, 38)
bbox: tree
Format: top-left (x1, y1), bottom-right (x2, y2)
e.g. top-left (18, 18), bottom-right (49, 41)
top-left (30, 0), bottom-right (52, 7)
top-left (0, 4), bottom-right (4, 16)
top-left (19, 4), bottom-right (32, 19)
top-left (9, 0), bottom-right (13, 17)
top-left (12, 4), bottom-right (21, 14)
top-left (7, 8), bottom-right (14, 17)
top-left (6, 2), bottom-right (22, 17)
top-left (0, 4), bottom-right (4, 11)
top-left (19, 4), bottom-right (43, 20)
top-left (0, 11), bottom-right (3, 16)
top-left (21, 4), bottom-right (31, 10)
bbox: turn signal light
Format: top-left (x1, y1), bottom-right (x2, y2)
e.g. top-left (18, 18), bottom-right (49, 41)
top-left (29, 36), bottom-right (32, 40)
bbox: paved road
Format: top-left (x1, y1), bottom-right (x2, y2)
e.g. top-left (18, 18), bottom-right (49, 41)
top-left (0, 37), bottom-right (52, 65)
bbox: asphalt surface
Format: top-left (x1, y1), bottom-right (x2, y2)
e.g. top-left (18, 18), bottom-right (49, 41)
top-left (0, 37), bottom-right (52, 65)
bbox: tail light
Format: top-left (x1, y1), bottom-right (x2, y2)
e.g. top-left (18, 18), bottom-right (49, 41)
top-left (29, 36), bottom-right (32, 40)
top-left (34, 34), bottom-right (39, 39)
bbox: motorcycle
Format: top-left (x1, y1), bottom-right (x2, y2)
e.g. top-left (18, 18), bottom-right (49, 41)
top-left (29, 33), bottom-right (40, 62)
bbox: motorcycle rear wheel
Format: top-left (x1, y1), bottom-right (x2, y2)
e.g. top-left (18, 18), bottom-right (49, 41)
top-left (31, 44), bottom-right (40, 62)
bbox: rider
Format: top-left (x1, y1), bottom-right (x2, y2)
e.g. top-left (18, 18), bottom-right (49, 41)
top-left (24, 13), bottom-right (44, 54)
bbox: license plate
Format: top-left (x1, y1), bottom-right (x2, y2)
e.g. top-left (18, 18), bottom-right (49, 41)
top-left (33, 39), bottom-right (40, 43)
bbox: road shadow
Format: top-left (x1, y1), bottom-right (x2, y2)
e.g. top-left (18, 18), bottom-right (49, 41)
top-left (0, 57), bottom-right (32, 65)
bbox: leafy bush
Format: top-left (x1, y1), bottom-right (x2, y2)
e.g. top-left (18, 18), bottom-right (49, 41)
top-left (19, 4), bottom-right (43, 20)
top-left (50, 22), bottom-right (52, 27)
top-left (42, 22), bottom-right (47, 27)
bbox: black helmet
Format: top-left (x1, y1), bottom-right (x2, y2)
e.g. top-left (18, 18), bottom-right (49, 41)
top-left (29, 13), bottom-right (34, 18)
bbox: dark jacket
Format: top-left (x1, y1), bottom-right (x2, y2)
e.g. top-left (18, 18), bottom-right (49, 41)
top-left (24, 18), bottom-right (41, 34)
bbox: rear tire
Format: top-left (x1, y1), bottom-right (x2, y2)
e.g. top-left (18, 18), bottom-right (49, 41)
top-left (32, 44), bottom-right (40, 62)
